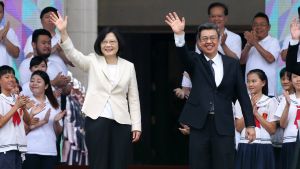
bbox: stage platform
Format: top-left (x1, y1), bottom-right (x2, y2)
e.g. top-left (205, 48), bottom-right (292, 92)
top-left (55, 165), bottom-right (188, 169)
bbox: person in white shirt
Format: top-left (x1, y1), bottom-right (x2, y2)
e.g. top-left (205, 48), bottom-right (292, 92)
top-left (22, 70), bottom-right (65, 169)
top-left (174, 2), bottom-right (242, 99)
top-left (23, 6), bottom-right (72, 75)
top-left (0, 2), bottom-right (20, 67)
top-left (19, 29), bottom-right (69, 87)
top-left (240, 12), bottom-right (280, 97)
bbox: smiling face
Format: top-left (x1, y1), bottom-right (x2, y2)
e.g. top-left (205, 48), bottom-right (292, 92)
top-left (0, 73), bottom-right (15, 95)
top-left (197, 29), bottom-right (219, 58)
top-left (209, 6), bottom-right (227, 30)
top-left (247, 73), bottom-right (266, 95)
top-left (281, 74), bottom-right (293, 92)
top-left (252, 17), bottom-right (270, 40)
top-left (100, 32), bottom-right (119, 58)
top-left (29, 74), bottom-right (48, 97)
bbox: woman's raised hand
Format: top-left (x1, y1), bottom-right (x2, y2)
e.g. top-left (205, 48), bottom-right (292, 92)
top-left (165, 12), bottom-right (185, 35)
top-left (50, 12), bottom-right (68, 35)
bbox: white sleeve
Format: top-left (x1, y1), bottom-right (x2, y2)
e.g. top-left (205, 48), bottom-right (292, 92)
top-left (7, 28), bottom-right (20, 48)
top-left (181, 73), bottom-right (192, 88)
top-left (174, 33), bottom-right (185, 47)
top-left (234, 100), bottom-right (243, 119)
top-left (227, 34), bottom-right (242, 59)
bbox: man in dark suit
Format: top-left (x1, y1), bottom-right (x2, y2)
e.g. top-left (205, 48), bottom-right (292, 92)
top-left (165, 12), bottom-right (256, 169)
top-left (286, 17), bottom-right (300, 169)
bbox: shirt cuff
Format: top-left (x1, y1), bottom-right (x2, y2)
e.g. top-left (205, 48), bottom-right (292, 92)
top-left (289, 39), bottom-right (299, 46)
top-left (174, 33), bottom-right (185, 47)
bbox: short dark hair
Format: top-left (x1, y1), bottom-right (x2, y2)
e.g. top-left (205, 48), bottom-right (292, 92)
top-left (208, 2), bottom-right (228, 16)
top-left (30, 56), bottom-right (48, 69)
top-left (0, 65), bottom-right (15, 78)
top-left (94, 27), bottom-right (125, 57)
top-left (0, 1), bottom-right (4, 10)
top-left (280, 67), bottom-right (292, 80)
top-left (196, 22), bottom-right (220, 40)
top-left (40, 6), bottom-right (58, 19)
top-left (31, 71), bottom-right (59, 109)
top-left (253, 12), bottom-right (270, 25)
top-left (247, 69), bottom-right (269, 96)
top-left (32, 29), bottom-right (52, 44)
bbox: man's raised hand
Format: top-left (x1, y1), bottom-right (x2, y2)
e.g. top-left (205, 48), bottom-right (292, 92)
top-left (165, 12), bottom-right (185, 35)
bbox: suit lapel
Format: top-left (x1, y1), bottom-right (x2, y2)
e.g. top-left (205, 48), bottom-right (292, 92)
top-left (218, 54), bottom-right (229, 88)
top-left (99, 56), bottom-right (110, 80)
top-left (112, 58), bottom-right (125, 89)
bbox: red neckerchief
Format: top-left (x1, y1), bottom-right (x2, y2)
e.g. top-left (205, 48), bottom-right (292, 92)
top-left (294, 106), bottom-right (300, 128)
top-left (254, 106), bottom-right (268, 129)
top-left (10, 104), bottom-right (23, 126)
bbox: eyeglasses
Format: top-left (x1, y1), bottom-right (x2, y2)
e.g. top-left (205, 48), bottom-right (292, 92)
top-left (252, 23), bottom-right (269, 27)
top-left (101, 40), bottom-right (118, 45)
top-left (199, 35), bottom-right (218, 42)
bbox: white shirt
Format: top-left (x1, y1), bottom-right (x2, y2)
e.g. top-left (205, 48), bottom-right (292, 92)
top-left (18, 56), bottom-right (65, 85)
top-left (0, 93), bottom-right (27, 153)
top-left (196, 28), bottom-right (242, 58)
top-left (101, 64), bottom-right (119, 120)
top-left (245, 35), bottom-right (280, 96)
top-left (26, 97), bottom-right (62, 156)
top-left (175, 33), bottom-right (224, 86)
top-left (274, 93), bottom-right (300, 143)
top-left (0, 27), bottom-right (20, 67)
top-left (281, 35), bottom-right (300, 62)
top-left (24, 33), bottom-right (68, 75)
top-left (238, 95), bottom-right (279, 144)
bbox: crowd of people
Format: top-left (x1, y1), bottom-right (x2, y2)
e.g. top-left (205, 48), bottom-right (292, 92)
top-left (170, 2), bottom-right (300, 169)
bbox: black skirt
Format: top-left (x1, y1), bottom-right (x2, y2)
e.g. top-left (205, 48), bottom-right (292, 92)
top-left (235, 143), bottom-right (275, 169)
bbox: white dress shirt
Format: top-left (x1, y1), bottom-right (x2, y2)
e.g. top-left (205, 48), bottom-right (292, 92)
top-left (175, 33), bottom-right (223, 86)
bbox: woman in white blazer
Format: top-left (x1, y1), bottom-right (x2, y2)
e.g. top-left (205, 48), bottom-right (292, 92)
top-left (50, 13), bottom-right (141, 169)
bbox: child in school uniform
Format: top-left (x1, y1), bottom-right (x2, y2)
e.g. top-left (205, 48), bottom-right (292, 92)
top-left (235, 69), bottom-right (279, 169)
top-left (272, 67), bottom-right (294, 169)
top-left (275, 72), bottom-right (300, 169)
top-left (0, 65), bottom-right (30, 169)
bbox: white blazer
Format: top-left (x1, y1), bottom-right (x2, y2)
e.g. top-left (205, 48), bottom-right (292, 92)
top-left (60, 38), bottom-right (141, 131)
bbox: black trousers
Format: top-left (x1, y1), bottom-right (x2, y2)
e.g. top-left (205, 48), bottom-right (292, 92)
top-left (85, 117), bottom-right (132, 169)
top-left (189, 115), bottom-right (235, 169)
top-left (22, 154), bottom-right (57, 169)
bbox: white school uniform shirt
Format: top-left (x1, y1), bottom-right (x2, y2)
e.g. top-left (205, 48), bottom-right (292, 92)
top-left (245, 35), bottom-right (280, 96)
top-left (26, 97), bottom-right (62, 156)
top-left (24, 33), bottom-right (68, 75)
top-left (274, 93), bottom-right (300, 143)
top-left (0, 27), bottom-right (20, 67)
top-left (0, 93), bottom-right (27, 153)
top-left (239, 95), bottom-right (279, 144)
